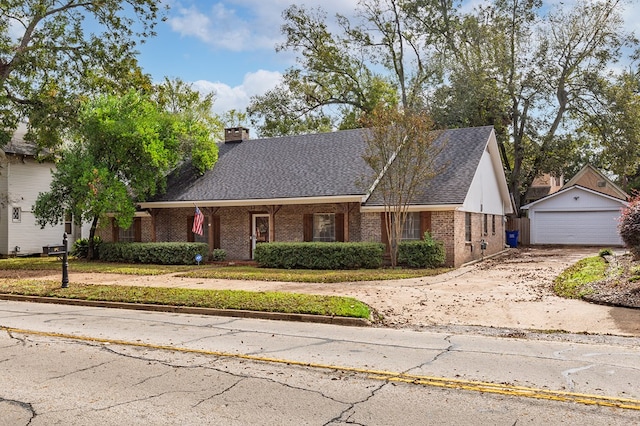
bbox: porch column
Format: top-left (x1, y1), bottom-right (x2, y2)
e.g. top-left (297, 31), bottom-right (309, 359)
top-left (204, 207), bottom-right (219, 255)
top-left (341, 203), bottom-right (358, 242)
top-left (267, 205), bottom-right (282, 242)
top-left (150, 210), bottom-right (158, 242)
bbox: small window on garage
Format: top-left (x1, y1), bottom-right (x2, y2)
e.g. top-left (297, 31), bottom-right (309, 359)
top-left (12, 207), bottom-right (21, 223)
top-left (597, 180), bottom-right (606, 188)
top-left (491, 215), bottom-right (496, 235)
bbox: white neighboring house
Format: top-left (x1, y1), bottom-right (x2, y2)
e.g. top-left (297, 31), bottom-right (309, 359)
top-left (0, 124), bottom-right (89, 256)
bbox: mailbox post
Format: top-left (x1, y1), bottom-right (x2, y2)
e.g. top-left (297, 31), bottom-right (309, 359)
top-left (62, 233), bottom-right (69, 288)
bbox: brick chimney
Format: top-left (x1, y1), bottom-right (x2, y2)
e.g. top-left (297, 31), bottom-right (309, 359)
top-left (224, 127), bottom-right (250, 143)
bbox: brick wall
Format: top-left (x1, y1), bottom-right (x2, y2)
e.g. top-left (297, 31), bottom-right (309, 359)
top-left (97, 206), bottom-right (506, 267)
top-left (360, 212), bottom-right (381, 242)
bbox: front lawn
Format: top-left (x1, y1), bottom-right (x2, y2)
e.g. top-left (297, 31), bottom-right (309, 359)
top-left (0, 257), bottom-right (448, 283)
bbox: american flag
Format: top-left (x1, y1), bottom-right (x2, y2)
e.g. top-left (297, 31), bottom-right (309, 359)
top-left (192, 206), bottom-right (204, 236)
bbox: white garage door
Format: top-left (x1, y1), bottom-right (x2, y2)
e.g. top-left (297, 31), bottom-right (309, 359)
top-left (534, 211), bottom-right (623, 245)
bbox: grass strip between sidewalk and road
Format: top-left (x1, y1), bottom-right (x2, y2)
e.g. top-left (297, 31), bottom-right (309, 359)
top-left (0, 280), bottom-right (371, 319)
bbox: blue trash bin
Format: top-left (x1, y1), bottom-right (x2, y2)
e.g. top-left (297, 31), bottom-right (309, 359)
top-left (506, 230), bottom-right (519, 248)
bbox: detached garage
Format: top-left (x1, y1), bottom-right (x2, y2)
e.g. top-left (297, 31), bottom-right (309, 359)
top-left (522, 185), bottom-right (628, 246)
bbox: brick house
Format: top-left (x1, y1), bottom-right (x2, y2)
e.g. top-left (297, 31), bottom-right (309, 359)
top-left (99, 126), bottom-right (513, 267)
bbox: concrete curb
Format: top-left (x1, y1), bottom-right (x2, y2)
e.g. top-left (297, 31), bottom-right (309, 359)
top-left (0, 294), bottom-right (371, 327)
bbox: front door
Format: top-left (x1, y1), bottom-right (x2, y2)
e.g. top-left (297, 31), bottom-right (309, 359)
top-left (251, 214), bottom-right (270, 259)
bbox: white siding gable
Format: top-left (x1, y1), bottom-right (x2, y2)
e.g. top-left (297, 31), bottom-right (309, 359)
top-left (526, 186), bottom-right (627, 212)
top-left (462, 132), bottom-right (512, 215)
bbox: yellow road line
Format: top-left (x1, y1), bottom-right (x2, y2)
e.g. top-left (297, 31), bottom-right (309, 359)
top-left (4, 326), bottom-right (640, 411)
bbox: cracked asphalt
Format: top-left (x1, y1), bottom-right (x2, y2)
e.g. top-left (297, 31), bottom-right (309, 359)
top-left (1, 302), bottom-right (640, 425)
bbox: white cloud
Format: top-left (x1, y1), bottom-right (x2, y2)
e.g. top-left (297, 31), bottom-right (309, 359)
top-left (192, 69), bottom-right (282, 114)
top-left (168, 0), bottom-right (361, 52)
top-left (167, 5), bottom-right (214, 43)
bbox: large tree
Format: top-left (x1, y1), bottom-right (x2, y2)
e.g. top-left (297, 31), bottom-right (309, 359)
top-left (33, 90), bottom-right (218, 259)
top-left (361, 106), bottom-right (443, 267)
top-left (0, 0), bottom-right (165, 147)
top-left (578, 70), bottom-right (640, 191)
top-left (252, 0), bottom-right (636, 213)
top-left (433, 0), bottom-right (635, 213)
top-left (248, 2), bottom-right (431, 136)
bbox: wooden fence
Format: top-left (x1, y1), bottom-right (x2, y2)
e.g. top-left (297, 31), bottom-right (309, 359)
top-left (506, 217), bottom-right (530, 246)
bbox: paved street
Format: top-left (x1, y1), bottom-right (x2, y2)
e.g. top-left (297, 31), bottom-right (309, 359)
top-left (1, 301), bottom-right (640, 425)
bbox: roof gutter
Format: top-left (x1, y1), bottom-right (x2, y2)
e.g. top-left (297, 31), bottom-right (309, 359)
top-left (360, 204), bottom-right (463, 212)
top-left (138, 195), bottom-right (365, 209)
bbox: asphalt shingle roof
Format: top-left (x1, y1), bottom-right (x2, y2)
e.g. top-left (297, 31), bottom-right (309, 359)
top-left (366, 126), bottom-right (494, 206)
top-left (153, 126), bottom-right (494, 206)
top-left (1, 123), bottom-right (38, 156)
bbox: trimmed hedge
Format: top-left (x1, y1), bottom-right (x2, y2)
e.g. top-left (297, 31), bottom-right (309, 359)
top-left (397, 234), bottom-right (445, 268)
top-left (254, 242), bottom-right (385, 269)
top-left (99, 242), bottom-right (210, 265)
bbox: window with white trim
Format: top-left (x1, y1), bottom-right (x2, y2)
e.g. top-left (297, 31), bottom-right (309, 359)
top-left (313, 213), bottom-right (335, 242)
top-left (12, 207), bottom-right (21, 223)
top-left (402, 212), bottom-right (421, 240)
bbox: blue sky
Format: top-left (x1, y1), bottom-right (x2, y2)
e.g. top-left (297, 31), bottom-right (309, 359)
top-left (136, 0), bottom-right (362, 115)
top-left (135, 0), bottom-right (640, 116)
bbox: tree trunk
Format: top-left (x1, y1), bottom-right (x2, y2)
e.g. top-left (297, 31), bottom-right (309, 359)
top-left (87, 216), bottom-right (99, 261)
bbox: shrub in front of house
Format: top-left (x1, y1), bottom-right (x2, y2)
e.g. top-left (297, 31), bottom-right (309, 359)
top-left (71, 236), bottom-right (103, 259)
top-left (211, 248), bottom-right (227, 261)
top-left (99, 242), bottom-right (210, 264)
top-left (397, 232), bottom-right (445, 268)
top-left (619, 193), bottom-right (640, 259)
top-left (254, 242), bottom-right (385, 269)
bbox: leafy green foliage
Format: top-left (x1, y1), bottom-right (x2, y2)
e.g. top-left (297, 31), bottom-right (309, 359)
top-left (598, 248), bottom-right (614, 257)
top-left (153, 77), bottom-right (221, 173)
top-left (254, 242), bottom-right (385, 269)
top-left (0, 1), bottom-right (165, 146)
top-left (398, 233), bottom-right (445, 268)
top-left (618, 193), bottom-right (640, 259)
top-left (211, 249), bottom-right (227, 262)
top-left (71, 237), bottom-right (103, 259)
top-left (579, 71), bottom-right (640, 191)
top-left (33, 90), bottom-right (218, 259)
top-left (99, 242), bottom-right (210, 265)
top-left (248, 4), bottom-right (401, 136)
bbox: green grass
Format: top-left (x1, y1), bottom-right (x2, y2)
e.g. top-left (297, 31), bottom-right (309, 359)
top-left (553, 256), bottom-right (608, 298)
top-left (0, 257), bottom-right (186, 275)
top-left (0, 257), bottom-right (449, 282)
top-left (178, 266), bottom-right (449, 283)
top-left (0, 280), bottom-right (371, 319)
